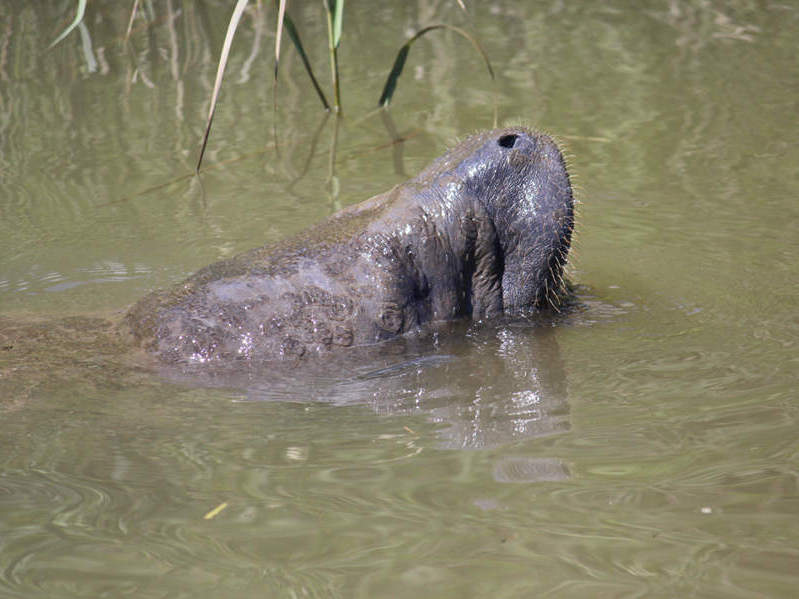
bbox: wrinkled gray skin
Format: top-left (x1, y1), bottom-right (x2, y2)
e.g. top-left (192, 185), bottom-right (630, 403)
top-left (124, 127), bottom-right (574, 365)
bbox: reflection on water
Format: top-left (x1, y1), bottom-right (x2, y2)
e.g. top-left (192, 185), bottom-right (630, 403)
top-left (2, 0), bottom-right (799, 597)
top-left (248, 323), bottom-right (572, 455)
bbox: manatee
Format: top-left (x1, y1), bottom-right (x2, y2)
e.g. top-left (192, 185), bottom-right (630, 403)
top-left (123, 127), bottom-right (574, 365)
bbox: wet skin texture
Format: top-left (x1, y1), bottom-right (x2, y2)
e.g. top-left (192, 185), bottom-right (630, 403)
top-left (124, 127), bottom-right (574, 365)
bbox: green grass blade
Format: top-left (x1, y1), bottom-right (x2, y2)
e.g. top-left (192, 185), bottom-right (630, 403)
top-left (49, 0), bottom-right (87, 49)
top-left (332, 0), bottom-right (344, 48)
top-left (283, 14), bottom-right (331, 110)
top-left (196, 0), bottom-right (249, 172)
top-left (378, 24), bottom-right (494, 107)
top-left (274, 0), bottom-right (287, 78)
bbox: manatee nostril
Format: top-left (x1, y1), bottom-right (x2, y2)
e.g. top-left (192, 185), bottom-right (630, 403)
top-left (497, 134), bottom-right (518, 149)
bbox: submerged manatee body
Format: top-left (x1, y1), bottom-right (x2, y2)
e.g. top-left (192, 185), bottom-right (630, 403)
top-left (124, 127), bottom-right (574, 364)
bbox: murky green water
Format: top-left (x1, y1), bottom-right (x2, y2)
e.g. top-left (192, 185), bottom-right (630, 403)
top-left (1, 1), bottom-right (798, 596)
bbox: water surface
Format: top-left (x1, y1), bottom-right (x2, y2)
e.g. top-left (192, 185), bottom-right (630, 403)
top-left (1, 1), bottom-right (798, 597)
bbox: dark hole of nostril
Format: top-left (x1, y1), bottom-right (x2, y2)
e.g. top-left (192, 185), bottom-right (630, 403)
top-left (497, 134), bottom-right (518, 148)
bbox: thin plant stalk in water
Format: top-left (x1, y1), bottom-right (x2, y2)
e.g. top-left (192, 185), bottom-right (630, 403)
top-left (49, 0), bottom-right (495, 172)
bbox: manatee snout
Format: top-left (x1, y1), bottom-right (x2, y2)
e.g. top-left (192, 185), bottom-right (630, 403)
top-left (455, 129), bottom-right (574, 313)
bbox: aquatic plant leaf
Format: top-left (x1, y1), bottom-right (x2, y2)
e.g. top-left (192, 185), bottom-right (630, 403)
top-left (196, 0), bottom-right (249, 172)
top-left (378, 24), bottom-right (494, 107)
top-left (282, 14), bottom-right (331, 110)
top-left (49, 0), bottom-right (87, 49)
top-left (378, 46), bottom-right (410, 109)
top-left (332, 0), bottom-right (344, 48)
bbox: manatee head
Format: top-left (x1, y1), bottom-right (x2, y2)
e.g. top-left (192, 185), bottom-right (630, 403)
top-left (417, 127), bottom-right (575, 313)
